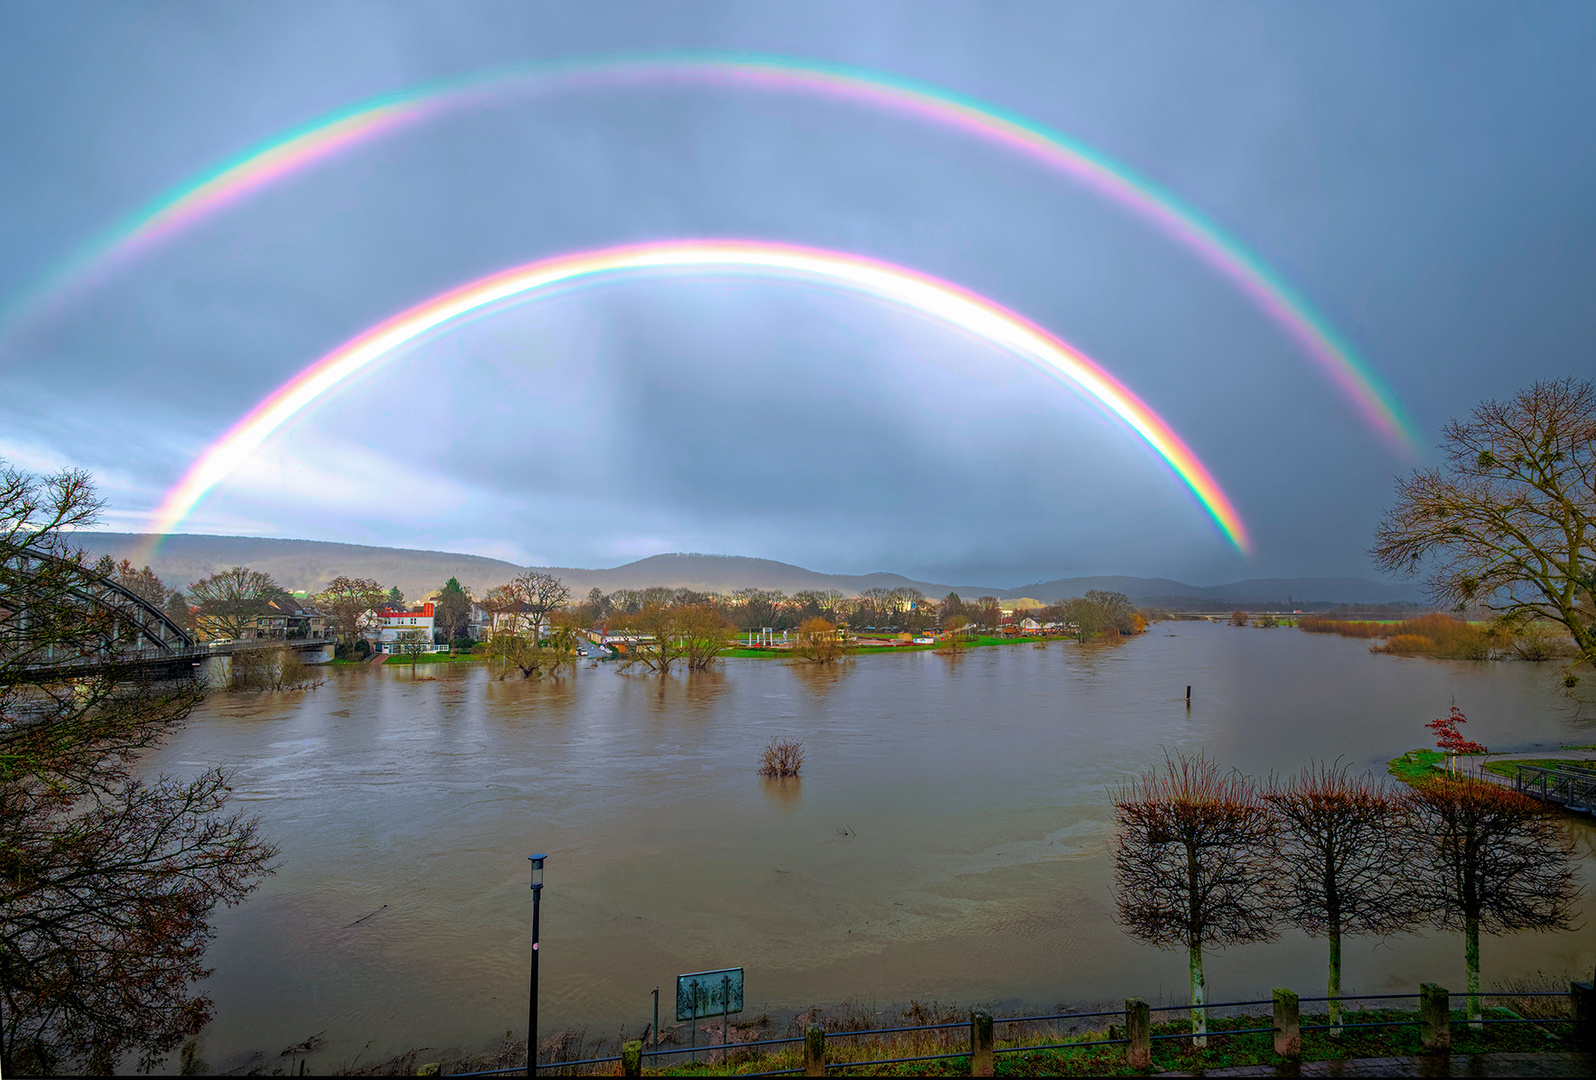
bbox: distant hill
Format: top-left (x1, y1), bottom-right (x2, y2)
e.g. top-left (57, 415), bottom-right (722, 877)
top-left (71, 533), bottom-right (1424, 608)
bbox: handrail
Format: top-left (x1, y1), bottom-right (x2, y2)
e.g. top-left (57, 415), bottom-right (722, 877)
top-left (461, 985), bottom-right (1585, 1076)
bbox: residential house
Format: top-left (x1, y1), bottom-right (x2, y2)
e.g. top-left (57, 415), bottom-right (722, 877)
top-left (194, 595), bottom-right (329, 643)
top-left (376, 601), bottom-right (440, 653)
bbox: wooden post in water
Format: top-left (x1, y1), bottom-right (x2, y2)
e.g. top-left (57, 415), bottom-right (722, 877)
top-left (1186, 685), bottom-right (1192, 708)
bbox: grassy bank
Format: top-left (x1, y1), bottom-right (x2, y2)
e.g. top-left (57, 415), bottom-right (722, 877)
top-left (1387, 748), bottom-right (1447, 785)
top-left (381, 651), bottom-right (489, 665)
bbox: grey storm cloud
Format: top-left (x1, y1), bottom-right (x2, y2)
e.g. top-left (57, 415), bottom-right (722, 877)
top-left (2, 1), bottom-right (1594, 585)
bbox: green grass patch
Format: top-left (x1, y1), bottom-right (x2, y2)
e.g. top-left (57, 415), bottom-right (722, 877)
top-left (1482, 757), bottom-right (1596, 780)
top-left (1387, 748), bottom-right (1448, 786)
top-left (382, 651), bottom-right (489, 665)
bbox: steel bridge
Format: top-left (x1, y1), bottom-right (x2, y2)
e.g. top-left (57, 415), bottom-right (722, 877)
top-left (3, 546), bottom-right (327, 681)
top-left (1514, 761), bottom-right (1596, 815)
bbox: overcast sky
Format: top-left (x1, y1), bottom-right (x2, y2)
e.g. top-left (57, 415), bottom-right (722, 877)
top-left (2, 1), bottom-right (1593, 587)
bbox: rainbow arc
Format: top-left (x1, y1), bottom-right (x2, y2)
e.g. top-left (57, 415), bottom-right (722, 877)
top-left (146, 241), bottom-right (1251, 555)
top-left (5, 53), bottom-right (1417, 453)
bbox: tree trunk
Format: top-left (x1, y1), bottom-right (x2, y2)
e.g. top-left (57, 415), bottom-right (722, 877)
top-left (1328, 928), bottom-right (1342, 1036)
top-left (1189, 941), bottom-right (1207, 1047)
top-left (1466, 915), bottom-right (1482, 1028)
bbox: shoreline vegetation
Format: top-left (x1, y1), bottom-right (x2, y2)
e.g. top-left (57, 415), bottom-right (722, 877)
top-left (286, 990), bottom-right (1576, 1076)
top-left (1301, 613), bottom-right (1579, 662)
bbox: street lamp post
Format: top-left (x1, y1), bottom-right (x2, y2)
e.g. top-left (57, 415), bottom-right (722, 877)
top-left (528, 854), bottom-right (545, 1079)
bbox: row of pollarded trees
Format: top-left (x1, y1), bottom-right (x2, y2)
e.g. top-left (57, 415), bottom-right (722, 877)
top-left (1112, 754), bottom-right (1579, 1043)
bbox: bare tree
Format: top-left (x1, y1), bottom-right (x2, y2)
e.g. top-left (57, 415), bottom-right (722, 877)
top-left (504, 571), bottom-right (570, 642)
top-left (616, 602), bottom-right (728, 674)
top-left (95, 557), bottom-right (173, 611)
top-left (1112, 752), bottom-right (1278, 1045)
top-left (395, 628), bottom-right (429, 673)
top-left (1371, 379), bottom-right (1596, 679)
top-left (1406, 777), bottom-right (1580, 1025)
top-left (1, 461), bottom-right (276, 1074)
top-left (793, 616), bottom-right (849, 663)
top-left (313, 576), bottom-right (387, 652)
top-left (187, 566), bottom-right (286, 641)
top-left (1265, 764), bottom-right (1419, 1034)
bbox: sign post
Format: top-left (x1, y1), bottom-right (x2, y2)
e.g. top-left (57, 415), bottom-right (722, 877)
top-left (676, 967), bottom-right (743, 1065)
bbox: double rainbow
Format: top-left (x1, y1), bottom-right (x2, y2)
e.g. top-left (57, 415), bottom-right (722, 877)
top-left (7, 53), bottom-right (1416, 453)
top-left (147, 241), bottom-right (1251, 553)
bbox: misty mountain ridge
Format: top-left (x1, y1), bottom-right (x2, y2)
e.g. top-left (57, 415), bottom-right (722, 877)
top-left (71, 534), bottom-right (1425, 608)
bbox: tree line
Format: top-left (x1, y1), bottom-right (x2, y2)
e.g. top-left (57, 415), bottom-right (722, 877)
top-left (1112, 753), bottom-right (1579, 1044)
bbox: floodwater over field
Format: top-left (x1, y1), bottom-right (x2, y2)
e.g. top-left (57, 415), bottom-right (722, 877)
top-left (146, 621), bottom-right (1596, 1073)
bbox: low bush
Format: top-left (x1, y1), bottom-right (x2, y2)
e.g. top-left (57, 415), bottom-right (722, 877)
top-left (758, 737), bottom-right (805, 777)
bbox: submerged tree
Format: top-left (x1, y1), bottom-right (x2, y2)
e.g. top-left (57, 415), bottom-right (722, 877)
top-left (1, 461), bottom-right (276, 1074)
top-left (793, 616), bottom-right (849, 663)
top-left (1265, 763), bottom-right (1418, 1034)
top-left (1406, 777), bottom-right (1579, 1026)
top-left (1112, 752), bottom-right (1277, 1045)
top-left (616, 602), bottom-right (728, 674)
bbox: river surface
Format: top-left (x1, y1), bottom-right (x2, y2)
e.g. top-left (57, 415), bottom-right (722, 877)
top-left (143, 622), bottom-right (1596, 1073)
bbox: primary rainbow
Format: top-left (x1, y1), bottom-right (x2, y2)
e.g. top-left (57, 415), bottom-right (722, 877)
top-left (7, 54), bottom-right (1417, 454)
top-left (146, 240), bottom-right (1251, 553)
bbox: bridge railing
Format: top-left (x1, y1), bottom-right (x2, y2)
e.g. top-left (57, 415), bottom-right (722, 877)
top-left (1515, 763), bottom-right (1596, 813)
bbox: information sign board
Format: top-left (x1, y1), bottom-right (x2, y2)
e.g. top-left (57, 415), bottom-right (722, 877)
top-left (675, 967), bottom-right (743, 1021)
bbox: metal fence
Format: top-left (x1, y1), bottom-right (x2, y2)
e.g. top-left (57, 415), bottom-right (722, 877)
top-left (434, 983), bottom-right (1588, 1076)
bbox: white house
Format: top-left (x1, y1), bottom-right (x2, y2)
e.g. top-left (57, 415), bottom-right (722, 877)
top-left (375, 601), bottom-right (440, 653)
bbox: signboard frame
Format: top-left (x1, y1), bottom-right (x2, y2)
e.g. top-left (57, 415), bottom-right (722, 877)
top-left (675, 967), bottom-right (744, 1021)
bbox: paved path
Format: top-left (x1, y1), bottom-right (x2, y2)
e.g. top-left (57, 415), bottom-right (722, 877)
top-left (1167, 1051), bottom-right (1596, 1076)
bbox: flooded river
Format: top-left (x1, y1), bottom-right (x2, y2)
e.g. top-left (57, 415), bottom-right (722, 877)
top-left (145, 622), bottom-right (1596, 1072)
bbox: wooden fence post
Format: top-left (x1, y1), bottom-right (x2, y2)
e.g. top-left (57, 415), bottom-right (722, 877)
top-left (970, 1010), bottom-right (994, 1077)
top-left (1419, 983), bottom-right (1451, 1052)
top-left (804, 1023), bottom-right (826, 1077)
top-left (1272, 988), bottom-right (1300, 1061)
top-left (1573, 982), bottom-right (1596, 1051)
top-left (1125, 998), bottom-right (1151, 1069)
top-left (621, 1040), bottom-right (642, 1076)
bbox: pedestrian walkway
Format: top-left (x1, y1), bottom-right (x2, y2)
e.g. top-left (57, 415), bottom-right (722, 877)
top-left (1168, 1051), bottom-right (1596, 1076)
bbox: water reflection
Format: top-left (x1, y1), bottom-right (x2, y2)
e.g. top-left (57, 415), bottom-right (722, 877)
top-left (761, 776), bottom-right (803, 811)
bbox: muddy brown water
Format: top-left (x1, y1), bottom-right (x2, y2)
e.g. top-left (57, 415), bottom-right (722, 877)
top-left (143, 622), bottom-right (1596, 1073)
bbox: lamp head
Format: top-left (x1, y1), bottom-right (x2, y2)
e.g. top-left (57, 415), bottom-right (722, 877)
top-left (529, 854), bottom-right (546, 891)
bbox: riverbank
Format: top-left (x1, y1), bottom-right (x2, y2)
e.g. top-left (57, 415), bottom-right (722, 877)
top-left (1388, 747), bottom-right (1596, 787)
top-left (353, 998), bottom-right (1577, 1077)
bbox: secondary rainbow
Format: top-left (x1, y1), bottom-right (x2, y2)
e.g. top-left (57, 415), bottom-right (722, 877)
top-left (147, 240), bottom-right (1250, 553)
top-left (6, 54), bottom-right (1417, 454)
